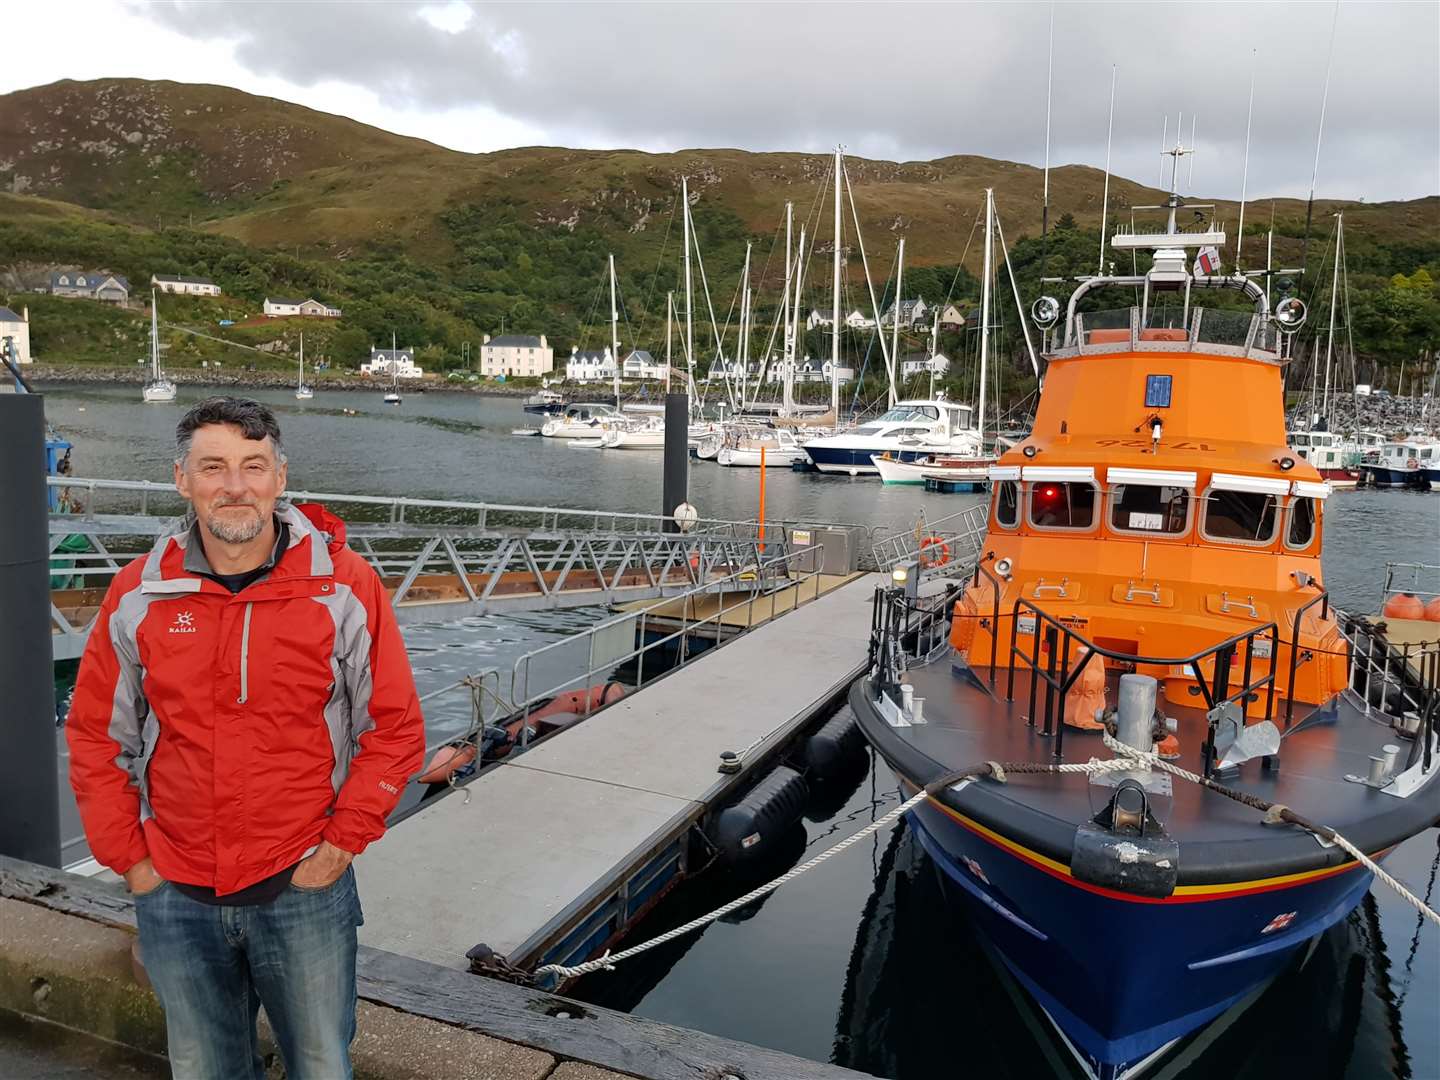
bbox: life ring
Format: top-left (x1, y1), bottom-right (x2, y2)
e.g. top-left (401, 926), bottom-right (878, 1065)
top-left (919, 535), bottom-right (950, 567)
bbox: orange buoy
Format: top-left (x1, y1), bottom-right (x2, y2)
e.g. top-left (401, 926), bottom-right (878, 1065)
top-left (1383, 593), bottom-right (1426, 621)
top-left (416, 742), bottom-right (477, 784)
top-left (1064, 649), bottom-right (1107, 730)
top-left (1424, 596), bottom-right (1440, 622)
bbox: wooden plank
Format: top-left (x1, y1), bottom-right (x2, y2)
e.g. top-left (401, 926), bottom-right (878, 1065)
top-left (0, 859), bottom-right (870, 1080)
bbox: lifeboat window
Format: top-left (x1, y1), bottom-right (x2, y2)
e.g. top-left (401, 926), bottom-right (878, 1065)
top-left (1108, 484), bottom-right (1190, 536)
top-left (1285, 497), bottom-right (1317, 549)
top-left (1028, 482), bottom-right (1097, 530)
top-left (1200, 489), bottom-right (1278, 545)
top-left (994, 481), bottom-right (1020, 528)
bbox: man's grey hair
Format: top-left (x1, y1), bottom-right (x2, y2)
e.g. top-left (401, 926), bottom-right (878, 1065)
top-left (175, 397), bottom-right (288, 467)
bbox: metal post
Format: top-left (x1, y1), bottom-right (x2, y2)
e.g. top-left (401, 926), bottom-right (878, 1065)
top-left (0, 394), bottom-right (61, 866)
top-left (662, 392), bottom-right (689, 532)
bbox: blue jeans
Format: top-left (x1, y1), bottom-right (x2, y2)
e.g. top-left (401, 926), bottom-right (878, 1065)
top-left (134, 866), bottom-right (363, 1080)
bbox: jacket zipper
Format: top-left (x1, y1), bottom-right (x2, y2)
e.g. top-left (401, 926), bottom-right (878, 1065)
top-left (237, 602), bottom-right (254, 704)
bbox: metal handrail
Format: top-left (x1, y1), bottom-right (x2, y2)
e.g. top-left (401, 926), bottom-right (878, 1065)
top-left (419, 544), bottom-right (832, 748)
top-left (1286, 589), bottom-right (1331, 728)
top-left (872, 503), bottom-right (989, 575)
top-left (47, 475), bottom-right (870, 543)
top-left (1004, 597), bottom-right (1279, 773)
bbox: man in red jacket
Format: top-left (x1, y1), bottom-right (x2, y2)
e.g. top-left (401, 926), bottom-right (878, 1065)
top-left (67, 397), bottom-right (426, 1080)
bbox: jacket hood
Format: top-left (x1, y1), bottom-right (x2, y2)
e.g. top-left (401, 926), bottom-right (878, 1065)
top-left (294, 501), bottom-right (348, 554)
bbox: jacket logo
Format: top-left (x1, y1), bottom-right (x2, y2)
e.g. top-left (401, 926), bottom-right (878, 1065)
top-left (168, 610), bottom-right (197, 634)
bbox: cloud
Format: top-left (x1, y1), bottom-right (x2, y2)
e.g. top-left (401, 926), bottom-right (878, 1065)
top-left (23, 1), bottom-right (1440, 200)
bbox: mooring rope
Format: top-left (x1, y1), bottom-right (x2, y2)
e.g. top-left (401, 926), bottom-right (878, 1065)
top-left (532, 733), bottom-right (1438, 981)
top-left (1099, 732), bottom-right (1440, 928)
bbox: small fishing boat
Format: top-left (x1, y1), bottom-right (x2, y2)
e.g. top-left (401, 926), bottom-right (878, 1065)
top-left (853, 174), bottom-right (1440, 1079)
top-left (1284, 429), bottom-right (1358, 486)
top-left (140, 292), bottom-right (177, 403)
top-left (871, 451), bottom-right (992, 486)
top-left (523, 387), bottom-right (566, 415)
top-left (1359, 438), bottom-right (1439, 490)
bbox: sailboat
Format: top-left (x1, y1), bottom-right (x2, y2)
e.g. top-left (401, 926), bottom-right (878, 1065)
top-left (383, 332), bottom-right (402, 404)
top-left (294, 332), bottom-right (314, 400)
top-left (140, 290), bottom-right (177, 403)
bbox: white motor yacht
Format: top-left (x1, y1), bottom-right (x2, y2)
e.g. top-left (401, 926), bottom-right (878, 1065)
top-left (541, 403), bottom-right (623, 439)
top-left (801, 399), bottom-right (982, 475)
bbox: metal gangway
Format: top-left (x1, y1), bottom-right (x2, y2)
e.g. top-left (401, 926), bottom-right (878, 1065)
top-left (871, 503), bottom-right (990, 579)
top-left (47, 477), bottom-right (869, 661)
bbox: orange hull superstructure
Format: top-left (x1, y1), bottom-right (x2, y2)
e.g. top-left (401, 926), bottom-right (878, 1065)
top-left (953, 337), bottom-right (1348, 713)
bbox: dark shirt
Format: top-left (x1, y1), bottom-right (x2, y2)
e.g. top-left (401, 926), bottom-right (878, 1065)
top-left (170, 517), bottom-right (300, 907)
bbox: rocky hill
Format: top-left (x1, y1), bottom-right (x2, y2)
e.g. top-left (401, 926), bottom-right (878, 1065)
top-left (1, 78), bottom-right (1435, 376)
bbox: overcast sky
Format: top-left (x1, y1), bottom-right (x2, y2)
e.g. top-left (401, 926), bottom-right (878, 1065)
top-left (8, 1), bottom-right (1438, 202)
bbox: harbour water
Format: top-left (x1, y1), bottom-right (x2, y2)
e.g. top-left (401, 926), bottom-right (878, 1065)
top-left (39, 383), bottom-right (1439, 1078)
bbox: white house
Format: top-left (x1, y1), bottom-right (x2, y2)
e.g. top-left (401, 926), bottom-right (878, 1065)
top-left (900, 352), bottom-right (950, 378)
top-left (844, 309), bottom-right (876, 330)
top-left (152, 274), bottom-right (222, 297)
top-left (263, 297), bottom-right (342, 318)
top-left (881, 297), bottom-right (930, 330)
top-left (807, 308), bottom-right (834, 330)
top-left (622, 349), bottom-right (669, 381)
top-left (361, 347), bottom-right (424, 379)
top-left (49, 271), bottom-right (129, 304)
top-left (938, 303), bottom-right (966, 328)
top-left (791, 357), bottom-right (854, 385)
top-left (566, 347), bottom-right (616, 384)
top-left (481, 334), bottom-right (553, 377)
top-left (0, 306), bottom-right (31, 365)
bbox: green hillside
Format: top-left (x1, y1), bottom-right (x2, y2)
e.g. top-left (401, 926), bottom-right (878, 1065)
top-left (1, 78), bottom-right (1435, 388)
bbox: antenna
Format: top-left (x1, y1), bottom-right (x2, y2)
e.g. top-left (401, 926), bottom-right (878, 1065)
top-left (1159, 115), bottom-right (1168, 187)
top-left (1235, 50), bottom-right (1257, 270)
top-left (1098, 64), bottom-right (1117, 277)
top-left (1302, 0), bottom-right (1341, 275)
top-left (1041, 2), bottom-right (1055, 270)
top-left (1187, 115), bottom-right (1197, 188)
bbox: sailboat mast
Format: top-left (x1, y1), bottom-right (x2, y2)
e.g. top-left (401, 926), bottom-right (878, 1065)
top-left (782, 201), bottom-right (793, 412)
top-left (609, 253), bottom-right (621, 408)
top-left (786, 226), bottom-right (805, 419)
top-left (665, 291), bottom-right (673, 395)
top-left (978, 189), bottom-right (994, 446)
top-left (890, 238), bottom-right (904, 407)
top-left (739, 241), bottom-right (752, 411)
top-left (831, 147), bottom-right (842, 424)
top-left (150, 289), bottom-right (159, 380)
top-left (1321, 213), bottom-right (1342, 424)
top-left (683, 177), bottom-right (695, 403)
top-left (928, 309), bottom-right (939, 401)
top-left (299, 331), bottom-right (304, 388)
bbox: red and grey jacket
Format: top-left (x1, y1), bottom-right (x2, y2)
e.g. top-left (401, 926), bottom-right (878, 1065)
top-left (66, 501), bottom-right (426, 895)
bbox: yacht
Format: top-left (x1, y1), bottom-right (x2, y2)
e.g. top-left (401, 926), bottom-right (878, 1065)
top-left (854, 170), bottom-right (1440, 1079)
top-left (717, 426), bottom-right (809, 468)
top-left (523, 388), bottom-right (565, 415)
top-left (801, 399), bottom-right (982, 475)
top-left (540, 402), bottom-right (622, 439)
top-left (294, 333), bottom-right (314, 400)
top-left (140, 292), bottom-right (177, 404)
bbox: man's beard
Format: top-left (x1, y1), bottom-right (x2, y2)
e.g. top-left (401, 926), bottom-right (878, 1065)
top-left (205, 501), bottom-right (266, 544)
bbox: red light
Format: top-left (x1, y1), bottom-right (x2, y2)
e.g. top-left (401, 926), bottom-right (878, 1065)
top-left (1040, 486), bottom-right (1058, 499)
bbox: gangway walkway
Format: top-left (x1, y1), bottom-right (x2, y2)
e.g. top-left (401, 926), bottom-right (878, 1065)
top-left (46, 477), bottom-right (870, 660)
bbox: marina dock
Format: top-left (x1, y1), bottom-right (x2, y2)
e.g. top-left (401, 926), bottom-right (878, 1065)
top-left (355, 570), bottom-right (881, 974)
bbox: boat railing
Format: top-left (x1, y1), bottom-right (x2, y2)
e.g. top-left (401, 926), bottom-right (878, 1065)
top-left (1341, 617), bottom-right (1440, 770)
top-left (1064, 304), bottom-right (1276, 359)
top-left (422, 542), bottom-right (834, 751)
top-left (1001, 598), bottom-right (1280, 776)
top-left (1380, 562), bottom-right (1440, 603)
